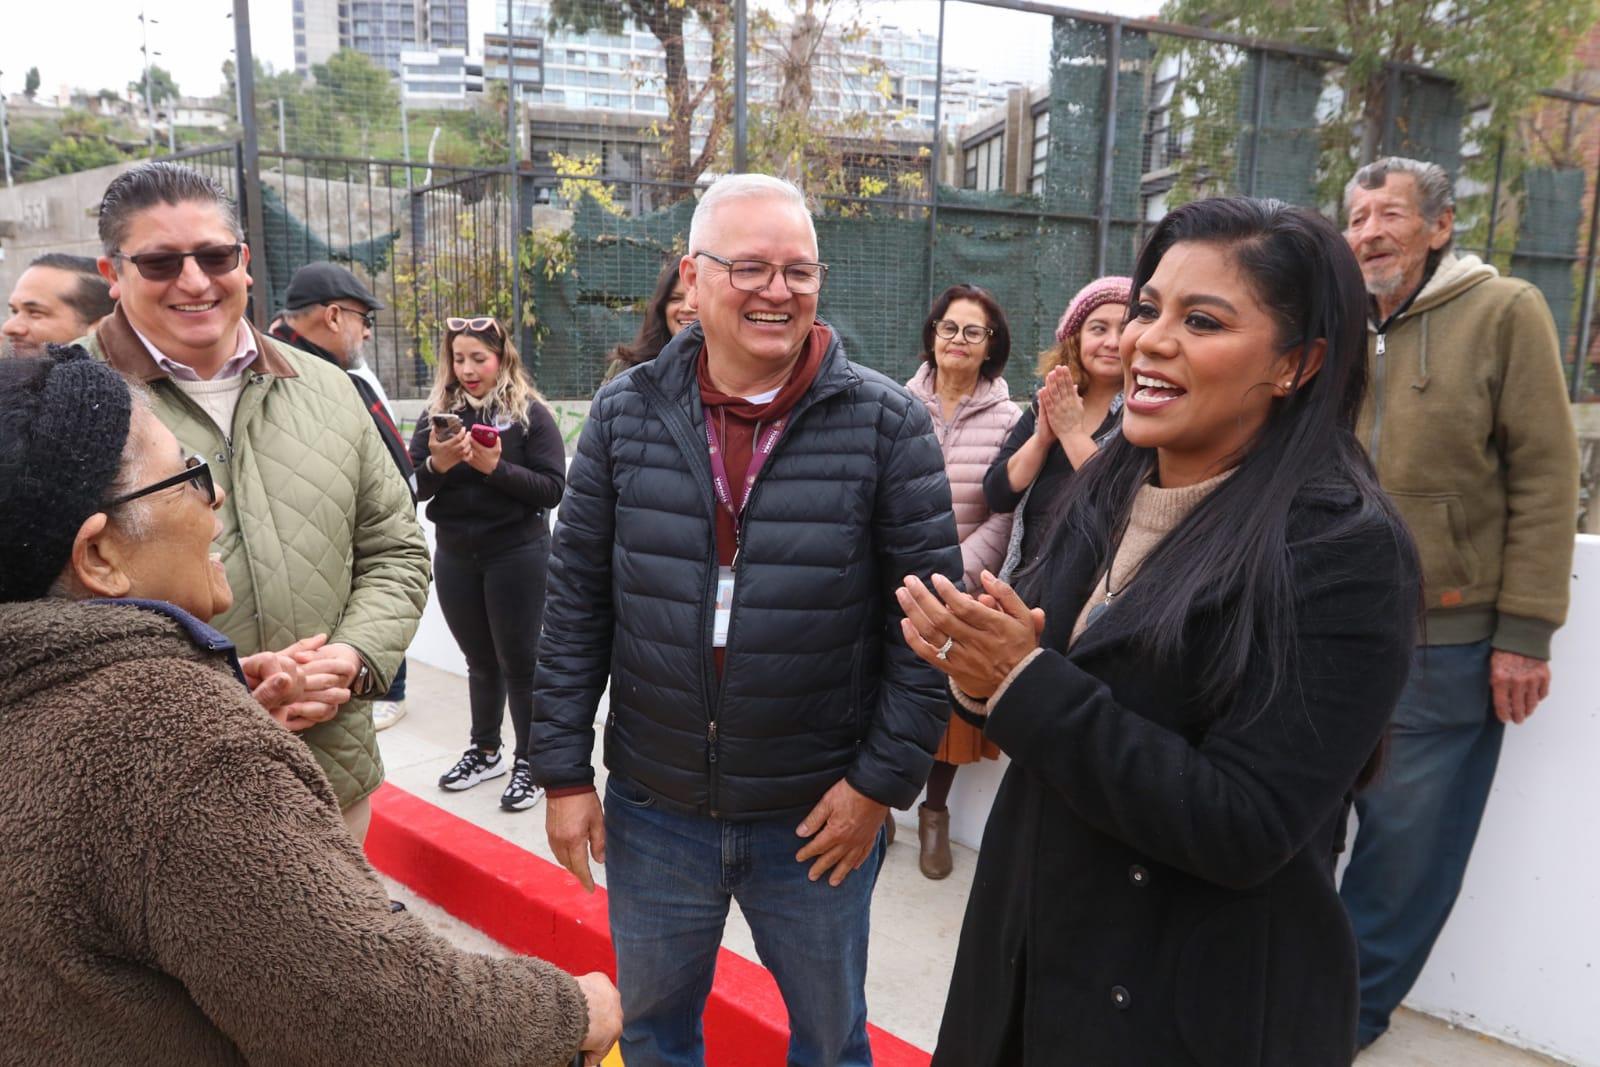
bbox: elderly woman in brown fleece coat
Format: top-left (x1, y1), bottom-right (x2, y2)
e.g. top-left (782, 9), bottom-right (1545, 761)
top-left (0, 346), bottom-right (621, 1066)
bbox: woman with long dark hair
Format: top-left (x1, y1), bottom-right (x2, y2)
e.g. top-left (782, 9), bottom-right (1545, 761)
top-left (602, 261), bottom-right (697, 382)
top-left (410, 315), bottom-right (566, 812)
top-left (899, 198), bottom-right (1419, 1065)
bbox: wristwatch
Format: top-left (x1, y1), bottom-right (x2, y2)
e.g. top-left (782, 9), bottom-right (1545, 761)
top-left (353, 660), bottom-right (375, 698)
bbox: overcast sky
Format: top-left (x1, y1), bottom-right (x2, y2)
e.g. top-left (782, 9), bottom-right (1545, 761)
top-left (1, 0), bottom-right (1159, 105)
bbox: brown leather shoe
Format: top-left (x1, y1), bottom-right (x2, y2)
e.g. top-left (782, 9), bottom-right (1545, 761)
top-left (884, 810), bottom-right (897, 846)
top-left (918, 804), bottom-right (952, 880)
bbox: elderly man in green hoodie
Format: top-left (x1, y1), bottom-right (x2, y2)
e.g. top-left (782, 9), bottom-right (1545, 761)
top-left (1337, 156), bottom-right (1580, 1050)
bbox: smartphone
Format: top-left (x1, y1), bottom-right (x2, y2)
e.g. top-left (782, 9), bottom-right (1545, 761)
top-left (470, 423), bottom-right (500, 447)
top-left (430, 412), bottom-right (463, 440)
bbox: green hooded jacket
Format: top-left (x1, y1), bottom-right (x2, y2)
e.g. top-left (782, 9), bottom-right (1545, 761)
top-left (84, 305), bottom-right (431, 807)
top-left (1355, 253), bottom-right (1579, 659)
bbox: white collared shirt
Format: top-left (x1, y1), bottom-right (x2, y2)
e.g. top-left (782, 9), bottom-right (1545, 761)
top-left (134, 320), bottom-right (258, 382)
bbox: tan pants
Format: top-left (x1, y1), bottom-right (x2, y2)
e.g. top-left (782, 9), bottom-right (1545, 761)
top-left (341, 795), bottom-right (372, 845)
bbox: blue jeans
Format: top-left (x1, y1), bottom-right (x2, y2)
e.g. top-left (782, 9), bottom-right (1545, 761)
top-left (604, 775), bottom-right (885, 1067)
top-left (381, 658), bottom-right (407, 702)
top-left (1340, 640), bottom-right (1503, 1047)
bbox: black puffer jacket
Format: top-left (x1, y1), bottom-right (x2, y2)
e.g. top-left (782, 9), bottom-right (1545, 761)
top-left (533, 324), bottom-right (962, 820)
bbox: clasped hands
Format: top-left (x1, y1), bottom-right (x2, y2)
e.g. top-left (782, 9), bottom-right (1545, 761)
top-left (896, 571), bottom-right (1046, 705)
top-left (239, 633), bottom-right (363, 731)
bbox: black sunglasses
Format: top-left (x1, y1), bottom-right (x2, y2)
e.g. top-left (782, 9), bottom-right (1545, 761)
top-left (325, 302), bottom-right (378, 329)
top-left (114, 243), bottom-right (243, 282)
top-left (107, 454), bottom-right (217, 509)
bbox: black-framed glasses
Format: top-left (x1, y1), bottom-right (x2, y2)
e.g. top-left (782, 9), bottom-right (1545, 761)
top-left (446, 316), bottom-right (504, 336)
top-left (326, 303), bottom-right (378, 329)
top-left (694, 252), bottom-right (828, 295)
top-left (113, 244), bottom-right (243, 282)
top-left (107, 454), bottom-right (216, 509)
top-left (933, 320), bottom-right (994, 344)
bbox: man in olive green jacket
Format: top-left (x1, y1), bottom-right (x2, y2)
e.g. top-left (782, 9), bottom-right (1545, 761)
top-left (86, 162), bottom-right (430, 834)
top-left (1337, 157), bottom-right (1580, 1050)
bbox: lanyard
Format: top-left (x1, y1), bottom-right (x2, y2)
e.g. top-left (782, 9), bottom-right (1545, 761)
top-left (706, 407), bottom-right (787, 536)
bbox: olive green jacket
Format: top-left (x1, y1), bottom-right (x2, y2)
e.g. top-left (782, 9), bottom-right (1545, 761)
top-left (1356, 253), bottom-right (1579, 659)
top-left (85, 306), bottom-right (431, 806)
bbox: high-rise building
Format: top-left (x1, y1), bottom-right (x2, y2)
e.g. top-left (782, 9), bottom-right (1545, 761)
top-left (484, 2), bottom-right (1014, 136)
top-left (294, 0), bottom-right (471, 77)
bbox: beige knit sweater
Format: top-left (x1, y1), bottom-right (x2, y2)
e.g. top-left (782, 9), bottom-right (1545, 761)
top-left (0, 599), bottom-right (587, 1066)
top-left (1069, 469), bottom-right (1233, 645)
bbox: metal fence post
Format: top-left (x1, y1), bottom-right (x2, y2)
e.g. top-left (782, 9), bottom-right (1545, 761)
top-left (1485, 135), bottom-right (1505, 261)
top-left (1571, 133), bottom-right (1600, 400)
top-left (232, 0), bottom-right (268, 328)
top-left (926, 0), bottom-right (946, 306)
top-left (1094, 20), bottom-right (1123, 277)
top-left (735, 0), bottom-right (748, 172)
top-left (506, 0), bottom-right (523, 358)
top-left (1245, 49), bottom-right (1267, 197)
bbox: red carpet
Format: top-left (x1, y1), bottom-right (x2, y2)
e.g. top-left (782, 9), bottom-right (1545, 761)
top-left (367, 782), bottom-right (931, 1066)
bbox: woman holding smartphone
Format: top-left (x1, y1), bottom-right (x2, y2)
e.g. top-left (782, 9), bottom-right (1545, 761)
top-left (901, 198), bottom-right (1419, 1064)
top-left (410, 315), bottom-right (566, 811)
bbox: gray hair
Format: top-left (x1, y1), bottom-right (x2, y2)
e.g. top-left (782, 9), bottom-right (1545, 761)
top-left (98, 162), bottom-right (243, 257)
top-left (1345, 157), bottom-right (1456, 225)
top-left (687, 173), bottom-right (816, 255)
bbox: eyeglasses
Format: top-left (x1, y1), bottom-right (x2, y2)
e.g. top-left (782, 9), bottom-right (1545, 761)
top-left (933, 320), bottom-right (994, 344)
top-left (113, 244), bottom-right (243, 282)
top-left (693, 252), bottom-right (829, 295)
top-left (326, 303), bottom-right (378, 329)
top-left (107, 454), bottom-right (217, 509)
top-left (446, 316), bottom-right (504, 336)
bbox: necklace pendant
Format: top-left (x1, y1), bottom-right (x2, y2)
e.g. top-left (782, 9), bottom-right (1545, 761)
top-left (1086, 595), bottom-right (1113, 628)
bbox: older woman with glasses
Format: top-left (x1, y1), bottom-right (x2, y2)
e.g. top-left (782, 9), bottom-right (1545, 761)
top-left (409, 314), bottom-right (567, 812)
top-left (903, 283), bottom-right (1023, 879)
top-left (0, 345), bottom-right (621, 1065)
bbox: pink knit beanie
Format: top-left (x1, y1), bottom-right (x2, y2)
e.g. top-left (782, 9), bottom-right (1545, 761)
top-left (1054, 276), bottom-right (1133, 343)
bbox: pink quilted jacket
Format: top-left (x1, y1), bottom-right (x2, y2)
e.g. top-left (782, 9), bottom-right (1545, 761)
top-left (906, 363), bottom-right (1024, 591)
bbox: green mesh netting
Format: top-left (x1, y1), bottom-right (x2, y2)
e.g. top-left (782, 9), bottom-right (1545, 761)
top-left (1237, 53), bottom-right (1324, 204)
top-left (1389, 75), bottom-right (1463, 180)
top-left (1513, 167), bottom-right (1586, 355)
top-left (258, 184), bottom-right (400, 315)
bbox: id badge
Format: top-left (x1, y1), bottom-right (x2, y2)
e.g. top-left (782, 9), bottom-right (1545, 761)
top-left (713, 566), bottom-right (736, 647)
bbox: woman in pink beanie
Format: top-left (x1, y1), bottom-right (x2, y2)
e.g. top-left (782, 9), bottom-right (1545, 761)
top-left (982, 276), bottom-right (1131, 579)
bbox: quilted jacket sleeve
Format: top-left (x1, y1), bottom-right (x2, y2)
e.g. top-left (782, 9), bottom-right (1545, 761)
top-left (982, 404), bottom-right (1036, 515)
top-left (328, 382), bottom-right (431, 692)
top-left (847, 398), bottom-right (963, 808)
top-left (531, 394), bottom-right (618, 790)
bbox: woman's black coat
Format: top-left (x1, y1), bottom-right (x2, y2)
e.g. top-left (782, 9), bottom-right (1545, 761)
top-left (932, 478), bottom-right (1417, 1067)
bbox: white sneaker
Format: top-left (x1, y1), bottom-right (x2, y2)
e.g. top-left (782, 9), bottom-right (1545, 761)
top-left (372, 700), bottom-right (407, 731)
top-left (438, 747), bottom-right (508, 791)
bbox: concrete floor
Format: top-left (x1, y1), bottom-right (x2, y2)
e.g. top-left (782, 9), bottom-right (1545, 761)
top-left (380, 660), bottom-right (1566, 1064)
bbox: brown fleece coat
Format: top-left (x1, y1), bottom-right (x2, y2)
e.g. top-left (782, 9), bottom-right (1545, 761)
top-left (0, 599), bottom-right (587, 1066)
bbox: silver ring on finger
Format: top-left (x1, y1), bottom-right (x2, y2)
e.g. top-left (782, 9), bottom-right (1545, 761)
top-left (936, 636), bottom-right (955, 661)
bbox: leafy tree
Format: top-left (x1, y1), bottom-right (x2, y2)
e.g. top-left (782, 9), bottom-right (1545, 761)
top-left (25, 110), bottom-right (133, 179)
top-left (741, 0), bottom-right (922, 203)
top-left (1158, 0), bottom-right (1600, 205)
top-left (548, 0), bottom-right (734, 194)
top-left (24, 67), bottom-right (40, 100)
top-left (129, 64), bottom-right (180, 107)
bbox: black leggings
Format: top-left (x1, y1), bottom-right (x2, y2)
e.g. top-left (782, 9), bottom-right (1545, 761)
top-left (433, 539), bottom-right (549, 760)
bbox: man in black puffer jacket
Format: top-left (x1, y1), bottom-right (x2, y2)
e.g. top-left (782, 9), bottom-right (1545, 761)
top-left (534, 173), bottom-right (961, 1065)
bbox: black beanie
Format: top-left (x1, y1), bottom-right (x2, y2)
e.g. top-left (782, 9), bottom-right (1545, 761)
top-left (0, 344), bottom-right (134, 603)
